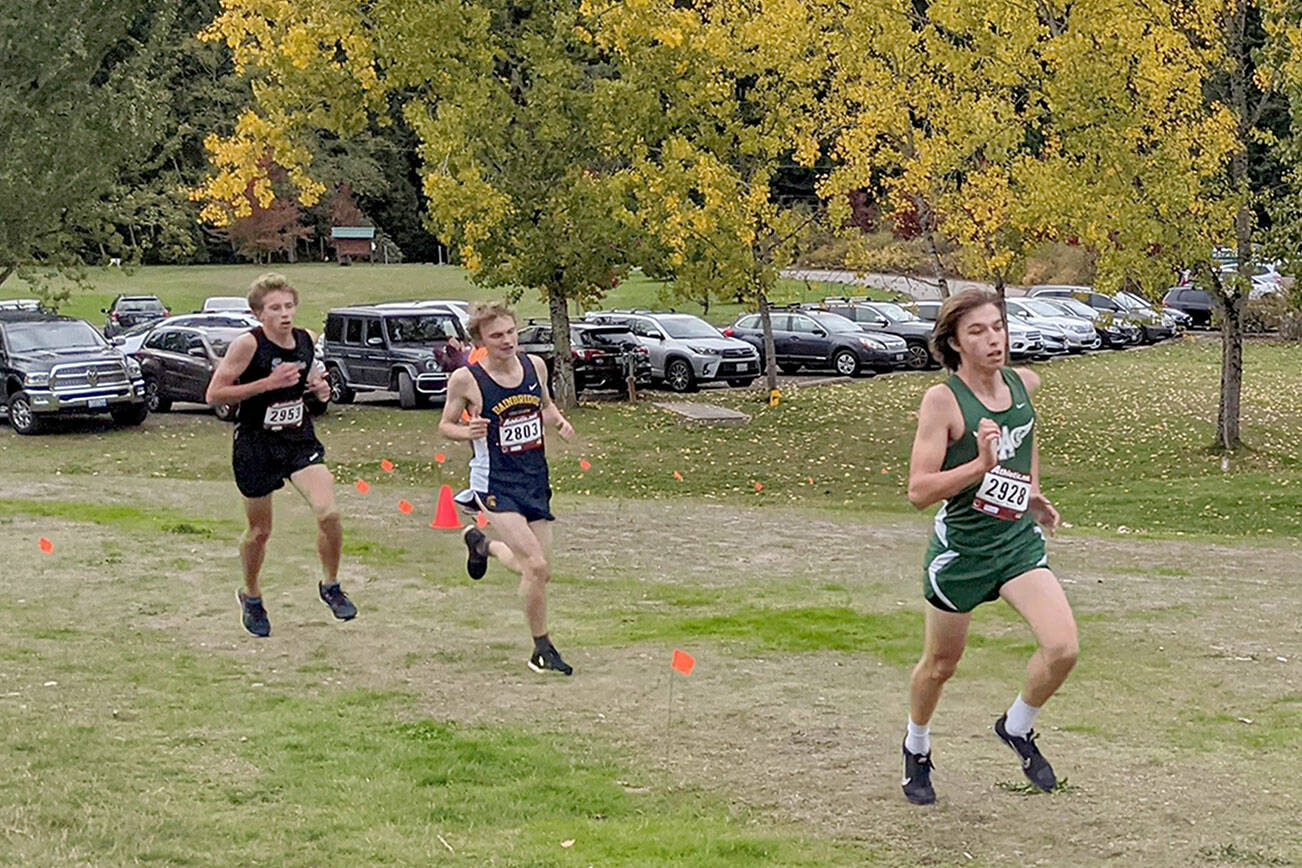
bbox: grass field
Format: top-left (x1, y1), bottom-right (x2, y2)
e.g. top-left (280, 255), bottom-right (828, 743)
top-left (2, 265), bottom-right (1301, 865)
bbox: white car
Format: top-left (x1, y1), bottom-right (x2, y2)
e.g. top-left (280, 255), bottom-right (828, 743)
top-left (202, 296), bottom-right (254, 314)
top-left (113, 312), bottom-right (261, 355)
top-left (376, 299), bottom-right (471, 327)
top-left (1006, 298), bottom-right (1100, 352)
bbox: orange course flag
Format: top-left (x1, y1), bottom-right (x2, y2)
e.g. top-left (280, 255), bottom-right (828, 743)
top-left (671, 649), bottom-right (695, 676)
top-left (398, 499), bottom-right (414, 515)
top-left (355, 479), bottom-right (371, 495)
top-left (579, 459), bottom-right (591, 471)
top-left (39, 537), bottom-right (54, 554)
top-left (380, 459), bottom-right (395, 473)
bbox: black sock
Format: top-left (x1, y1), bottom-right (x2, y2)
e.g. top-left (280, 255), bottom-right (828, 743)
top-left (533, 634), bottom-right (550, 650)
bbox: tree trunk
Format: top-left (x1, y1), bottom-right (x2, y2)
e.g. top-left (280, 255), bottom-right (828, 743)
top-left (1216, 290), bottom-right (1245, 450)
top-left (923, 228), bottom-right (950, 299)
top-left (548, 287), bottom-right (577, 409)
top-left (759, 294), bottom-right (778, 392)
top-left (0, 264), bottom-right (14, 287)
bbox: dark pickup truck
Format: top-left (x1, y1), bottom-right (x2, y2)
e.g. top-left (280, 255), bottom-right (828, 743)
top-left (1, 310), bottom-right (148, 434)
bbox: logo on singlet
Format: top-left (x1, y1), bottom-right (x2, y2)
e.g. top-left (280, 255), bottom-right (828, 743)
top-left (996, 419), bottom-right (1034, 461)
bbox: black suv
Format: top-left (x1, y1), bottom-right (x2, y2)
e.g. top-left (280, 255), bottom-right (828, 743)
top-left (137, 324), bottom-right (252, 420)
top-left (807, 298), bottom-right (937, 369)
top-left (103, 294), bottom-right (169, 337)
top-left (0, 310), bottom-right (148, 434)
top-left (1162, 286), bottom-right (1214, 328)
top-left (319, 304), bottom-right (469, 408)
top-left (516, 321), bottom-right (653, 393)
top-left (725, 309), bottom-right (908, 376)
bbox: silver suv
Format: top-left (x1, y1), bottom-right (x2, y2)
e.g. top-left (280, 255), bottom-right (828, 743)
top-left (584, 310), bottom-right (760, 391)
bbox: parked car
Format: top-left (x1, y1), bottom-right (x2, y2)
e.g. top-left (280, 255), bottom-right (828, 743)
top-left (583, 310), bottom-right (761, 391)
top-left (0, 310), bottom-right (148, 434)
top-left (0, 298), bottom-right (43, 312)
top-left (136, 325), bottom-right (250, 420)
top-left (516, 321), bottom-right (653, 393)
top-left (1005, 298), bottom-right (1098, 352)
top-left (1029, 286), bottom-right (1170, 343)
top-left (1036, 297), bottom-right (1136, 347)
top-left (1113, 291), bottom-right (1178, 341)
top-left (113, 312), bottom-right (262, 355)
top-left (1162, 286), bottom-right (1214, 328)
top-left (201, 296), bottom-right (254, 315)
top-left (913, 301), bottom-right (1045, 360)
top-left (376, 299), bottom-right (471, 328)
top-left (725, 309), bottom-right (907, 376)
top-left (102, 294), bottom-right (169, 337)
top-left (319, 304), bottom-right (469, 408)
top-left (808, 298), bottom-right (936, 369)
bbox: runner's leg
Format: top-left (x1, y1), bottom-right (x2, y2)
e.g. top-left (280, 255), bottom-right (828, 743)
top-left (488, 510), bottom-right (550, 637)
top-left (910, 605), bottom-right (971, 727)
top-left (289, 463), bottom-right (341, 582)
top-left (240, 495), bottom-right (274, 598)
top-left (999, 568), bottom-right (1078, 708)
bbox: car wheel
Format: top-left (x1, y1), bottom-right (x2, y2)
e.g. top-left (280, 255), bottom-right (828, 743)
top-left (213, 402), bottom-right (237, 422)
top-left (905, 342), bottom-right (932, 370)
top-left (143, 376), bottom-right (171, 413)
top-left (778, 363), bottom-right (802, 375)
top-left (397, 370), bottom-right (418, 409)
top-left (110, 403), bottom-right (149, 427)
top-left (833, 350), bottom-right (860, 377)
top-left (7, 391), bottom-right (43, 435)
top-left (726, 378), bottom-right (756, 388)
top-left (664, 358), bottom-right (696, 393)
top-left (327, 366), bottom-right (355, 403)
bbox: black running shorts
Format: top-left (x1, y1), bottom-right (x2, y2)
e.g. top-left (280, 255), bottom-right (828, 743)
top-left (454, 483), bottom-right (554, 523)
top-left (232, 431), bottom-right (326, 499)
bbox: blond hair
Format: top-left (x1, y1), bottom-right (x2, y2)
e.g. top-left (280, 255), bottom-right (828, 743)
top-left (247, 272), bottom-right (299, 313)
top-left (928, 289), bottom-right (1004, 371)
top-left (467, 302), bottom-right (516, 341)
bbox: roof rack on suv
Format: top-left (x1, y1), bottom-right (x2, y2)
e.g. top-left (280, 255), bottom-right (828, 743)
top-left (600, 308), bottom-right (678, 315)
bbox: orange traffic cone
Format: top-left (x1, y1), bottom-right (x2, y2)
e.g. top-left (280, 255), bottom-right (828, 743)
top-left (431, 484), bottom-right (461, 529)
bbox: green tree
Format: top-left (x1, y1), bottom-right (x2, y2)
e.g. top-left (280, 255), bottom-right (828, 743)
top-left (0, 0), bottom-right (181, 301)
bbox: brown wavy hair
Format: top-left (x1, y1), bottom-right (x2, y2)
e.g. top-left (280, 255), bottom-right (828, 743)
top-left (467, 302), bottom-right (516, 341)
top-left (247, 272), bottom-right (299, 313)
top-left (928, 289), bottom-right (1005, 371)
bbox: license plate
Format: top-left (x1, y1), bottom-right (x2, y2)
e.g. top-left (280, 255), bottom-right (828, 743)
top-left (88, 398), bottom-right (107, 409)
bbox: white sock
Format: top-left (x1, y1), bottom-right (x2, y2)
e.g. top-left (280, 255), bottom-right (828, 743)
top-left (904, 719), bottom-right (930, 755)
top-left (1004, 694), bottom-right (1041, 737)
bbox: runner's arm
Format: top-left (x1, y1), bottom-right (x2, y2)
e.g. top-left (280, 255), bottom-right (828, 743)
top-left (907, 385), bottom-right (997, 509)
top-left (531, 354), bottom-right (574, 440)
top-left (437, 368), bottom-right (485, 441)
top-left (1014, 366), bottom-right (1041, 396)
top-left (205, 333), bottom-right (296, 405)
top-left (1028, 438), bottom-right (1060, 534)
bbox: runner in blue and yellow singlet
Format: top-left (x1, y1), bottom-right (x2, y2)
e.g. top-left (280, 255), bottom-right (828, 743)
top-left (898, 290), bottom-right (1079, 805)
top-left (438, 303), bottom-right (576, 676)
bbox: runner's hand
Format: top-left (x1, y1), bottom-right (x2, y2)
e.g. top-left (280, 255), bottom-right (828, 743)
top-left (306, 366), bottom-right (330, 401)
top-left (976, 417), bottom-right (1000, 470)
top-left (1029, 492), bottom-right (1060, 536)
top-left (555, 416), bottom-right (574, 440)
top-left (465, 411), bottom-right (488, 439)
top-left (264, 362), bottom-right (301, 391)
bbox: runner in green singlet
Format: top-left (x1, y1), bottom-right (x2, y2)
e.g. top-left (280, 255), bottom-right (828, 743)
top-left (899, 289), bottom-right (1079, 805)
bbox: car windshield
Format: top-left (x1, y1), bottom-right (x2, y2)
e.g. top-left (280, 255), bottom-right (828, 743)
top-left (1052, 299), bottom-right (1095, 317)
top-left (7, 321), bottom-right (106, 352)
top-left (807, 312), bottom-right (862, 333)
top-left (384, 314), bottom-right (459, 344)
top-left (119, 299), bottom-right (164, 312)
top-left (659, 316), bottom-right (722, 339)
top-left (583, 328), bottom-right (637, 347)
top-left (1114, 293), bottom-right (1154, 311)
top-left (1024, 300), bottom-right (1069, 318)
top-left (870, 302), bottom-right (918, 322)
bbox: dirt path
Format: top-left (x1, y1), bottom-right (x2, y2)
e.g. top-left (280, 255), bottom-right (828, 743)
top-left (4, 474), bottom-right (1299, 866)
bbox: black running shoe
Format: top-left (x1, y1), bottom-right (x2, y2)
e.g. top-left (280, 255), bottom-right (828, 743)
top-left (994, 714), bottom-right (1056, 791)
top-left (528, 641), bottom-right (574, 676)
top-left (318, 582), bottom-right (357, 621)
top-left (463, 525), bottom-right (489, 580)
top-left (901, 741), bottom-right (936, 805)
top-left (238, 590), bottom-right (270, 638)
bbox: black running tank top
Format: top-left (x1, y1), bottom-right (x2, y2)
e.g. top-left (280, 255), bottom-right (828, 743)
top-left (235, 327), bottom-right (316, 442)
top-left (467, 354), bottom-right (548, 489)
